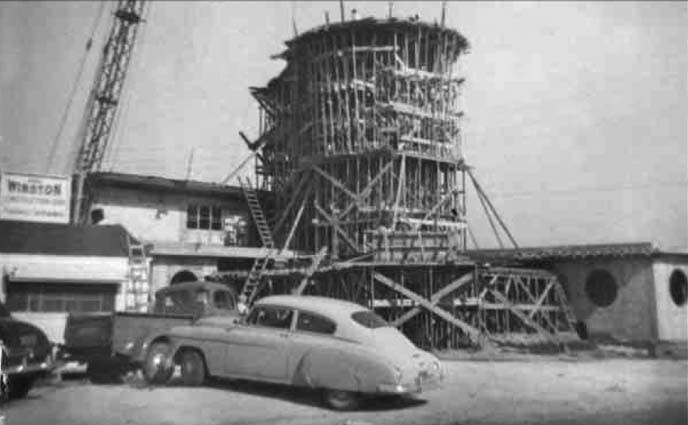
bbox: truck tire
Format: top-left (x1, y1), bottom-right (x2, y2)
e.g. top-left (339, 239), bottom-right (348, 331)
top-left (180, 350), bottom-right (205, 386)
top-left (143, 342), bottom-right (174, 385)
top-left (6, 375), bottom-right (34, 400)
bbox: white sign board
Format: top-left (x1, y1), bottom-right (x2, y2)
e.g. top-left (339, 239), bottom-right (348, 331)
top-left (0, 171), bottom-right (71, 223)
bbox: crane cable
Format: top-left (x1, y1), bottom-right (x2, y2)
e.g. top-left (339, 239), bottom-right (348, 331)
top-left (46, 2), bottom-right (107, 174)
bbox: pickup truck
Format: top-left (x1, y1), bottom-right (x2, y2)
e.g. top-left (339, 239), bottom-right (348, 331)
top-left (0, 301), bottom-right (54, 399)
top-left (61, 280), bottom-right (239, 383)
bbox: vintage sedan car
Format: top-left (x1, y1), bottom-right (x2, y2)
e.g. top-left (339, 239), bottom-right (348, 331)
top-left (140, 295), bottom-right (443, 409)
top-left (0, 301), bottom-right (54, 399)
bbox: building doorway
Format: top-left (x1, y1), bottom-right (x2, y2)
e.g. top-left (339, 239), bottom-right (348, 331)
top-left (170, 270), bottom-right (198, 285)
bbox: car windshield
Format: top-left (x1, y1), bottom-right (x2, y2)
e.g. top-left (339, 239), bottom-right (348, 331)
top-left (351, 311), bottom-right (388, 329)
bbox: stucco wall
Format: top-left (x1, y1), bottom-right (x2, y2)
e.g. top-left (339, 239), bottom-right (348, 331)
top-left (652, 259), bottom-right (688, 342)
top-left (552, 258), bottom-right (657, 343)
top-left (91, 186), bottom-right (250, 245)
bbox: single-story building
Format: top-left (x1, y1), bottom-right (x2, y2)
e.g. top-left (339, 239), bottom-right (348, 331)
top-left (0, 220), bottom-right (133, 344)
top-left (471, 242), bottom-right (688, 354)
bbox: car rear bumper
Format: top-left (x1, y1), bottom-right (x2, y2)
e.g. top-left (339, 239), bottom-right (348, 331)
top-left (377, 374), bottom-right (442, 394)
top-left (3, 359), bottom-right (53, 376)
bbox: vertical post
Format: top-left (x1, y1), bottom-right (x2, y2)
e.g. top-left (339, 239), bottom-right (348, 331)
top-left (339, 0), bottom-right (345, 22)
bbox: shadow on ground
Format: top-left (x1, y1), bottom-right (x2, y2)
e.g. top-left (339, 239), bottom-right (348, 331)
top-left (124, 375), bottom-right (427, 411)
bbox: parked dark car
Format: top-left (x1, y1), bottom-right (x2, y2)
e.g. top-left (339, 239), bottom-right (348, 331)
top-left (0, 301), bottom-right (53, 399)
top-left (61, 280), bottom-right (238, 383)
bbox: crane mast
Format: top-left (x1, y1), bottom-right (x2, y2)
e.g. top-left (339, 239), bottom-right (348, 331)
top-left (72, 0), bottom-right (146, 224)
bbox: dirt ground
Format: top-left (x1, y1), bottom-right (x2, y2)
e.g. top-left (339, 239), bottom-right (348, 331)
top-left (1, 358), bottom-right (686, 425)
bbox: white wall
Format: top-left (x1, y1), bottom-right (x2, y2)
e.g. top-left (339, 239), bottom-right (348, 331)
top-left (91, 186), bottom-right (249, 245)
top-left (553, 258), bottom-right (657, 343)
top-left (652, 260), bottom-right (688, 342)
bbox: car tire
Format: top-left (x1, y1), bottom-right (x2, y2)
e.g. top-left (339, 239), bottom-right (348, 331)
top-left (180, 350), bottom-right (205, 386)
top-left (6, 375), bottom-right (34, 400)
top-left (323, 389), bottom-right (359, 411)
top-left (143, 342), bottom-right (174, 385)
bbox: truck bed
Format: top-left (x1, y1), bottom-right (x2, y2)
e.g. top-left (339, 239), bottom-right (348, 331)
top-left (63, 311), bottom-right (194, 362)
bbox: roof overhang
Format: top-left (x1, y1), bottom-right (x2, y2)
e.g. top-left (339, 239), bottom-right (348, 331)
top-left (149, 241), bottom-right (298, 260)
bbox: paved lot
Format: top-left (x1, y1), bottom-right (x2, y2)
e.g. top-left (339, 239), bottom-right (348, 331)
top-left (1, 359), bottom-right (686, 425)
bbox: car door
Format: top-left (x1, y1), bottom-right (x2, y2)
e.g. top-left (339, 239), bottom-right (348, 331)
top-left (286, 309), bottom-right (338, 379)
top-left (223, 305), bottom-right (293, 382)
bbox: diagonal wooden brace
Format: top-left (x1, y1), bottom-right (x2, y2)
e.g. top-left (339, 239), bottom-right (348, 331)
top-left (373, 273), bottom-right (481, 342)
top-left (391, 272), bottom-right (473, 327)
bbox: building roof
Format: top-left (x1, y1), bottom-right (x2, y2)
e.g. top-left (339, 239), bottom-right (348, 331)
top-left (86, 171), bottom-right (266, 199)
top-left (466, 242), bottom-right (688, 263)
top-left (0, 220), bottom-right (131, 257)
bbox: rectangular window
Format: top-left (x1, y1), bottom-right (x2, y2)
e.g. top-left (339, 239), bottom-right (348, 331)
top-left (211, 206), bottom-right (222, 230)
top-left (5, 282), bottom-right (116, 313)
top-left (199, 206), bottom-right (210, 229)
top-left (187, 204), bottom-right (223, 230)
top-left (186, 205), bottom-right (198, 229)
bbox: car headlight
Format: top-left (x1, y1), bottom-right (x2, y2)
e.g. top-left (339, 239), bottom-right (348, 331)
top-left (431, 361), bottom-right (441, 372)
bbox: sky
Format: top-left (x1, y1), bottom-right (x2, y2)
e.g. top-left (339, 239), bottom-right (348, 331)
top-left (0, 1), bottom-right (686, 249)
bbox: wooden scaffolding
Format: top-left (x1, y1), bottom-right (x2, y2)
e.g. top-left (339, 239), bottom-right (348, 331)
top-left (235, 16), bottom-right (578, 350)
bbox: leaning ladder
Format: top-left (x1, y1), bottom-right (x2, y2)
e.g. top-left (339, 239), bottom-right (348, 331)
top-left (126, 234), bottom-right (150, 312)
top-left (242, 251), bottom-right (274, 305)
top-left (237, 176), bottom-right (274, 249)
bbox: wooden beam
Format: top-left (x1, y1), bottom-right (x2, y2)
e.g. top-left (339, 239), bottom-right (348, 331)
top-left (339, 157), bottom-right (395, 219)
top-left (272, 171), bottom-right (310, 235)
top-left (488, 288), bottom-right (559, 344)
top-left (280, 194), bottom-right (308, 254)
top-left (314, 202), bottom-right (360, 254)
top-left (294, 246), bottom-right (328, 295)
top-left (392, 272), bottom-right (473, 326)
top-left (373, 272), bottom-right (481, 341)
top-left (312, 165), bottom-right (358, 201)
top-left (528, 278), bottom-right (555, 320)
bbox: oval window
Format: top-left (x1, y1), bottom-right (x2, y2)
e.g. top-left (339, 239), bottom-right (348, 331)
top-left (669, 269), bottom-right (687, 307)
top-left (585, 269), bottom-right (618, 307)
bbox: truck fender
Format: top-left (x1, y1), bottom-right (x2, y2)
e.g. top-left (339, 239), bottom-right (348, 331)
top-left (292, 347), bottom-right (395, 393)
top-left (134, 332), bottom-right (177, 365)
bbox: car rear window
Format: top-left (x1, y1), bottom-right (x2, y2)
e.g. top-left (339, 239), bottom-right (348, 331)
top-left (296, 311), bottom-right (336, 335)
top-left (351, 311), bottom-right (388, 329)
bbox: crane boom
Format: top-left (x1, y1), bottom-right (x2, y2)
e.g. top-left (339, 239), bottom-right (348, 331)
top-left (72, 0), bottom-right (146, 224)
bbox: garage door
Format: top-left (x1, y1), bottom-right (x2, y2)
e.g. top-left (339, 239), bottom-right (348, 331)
top-left (5, 281), bottom-right (118, 313)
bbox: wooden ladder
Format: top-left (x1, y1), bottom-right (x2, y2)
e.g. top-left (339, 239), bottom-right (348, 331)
top-left (126, 234), bottom-right (150, 312)
top-left (243, 251), bottom-right (277, 305)
top-left (238, 176), bottom-right (274, 249)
